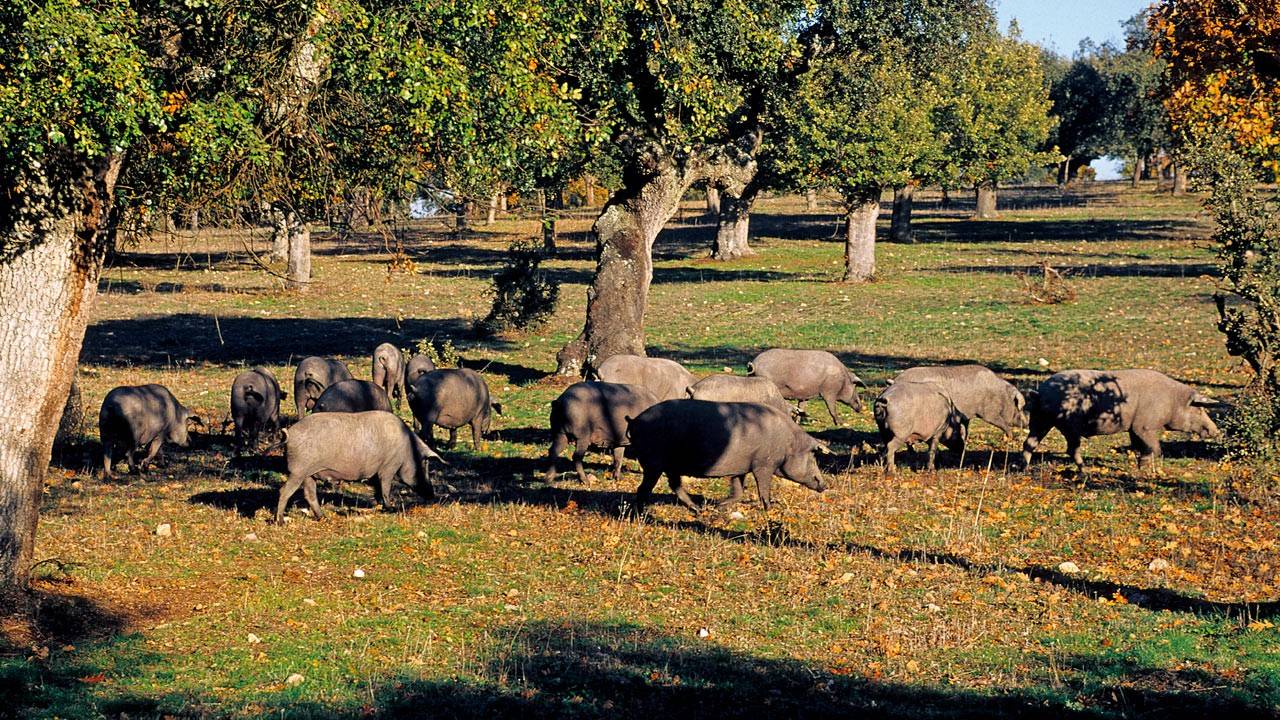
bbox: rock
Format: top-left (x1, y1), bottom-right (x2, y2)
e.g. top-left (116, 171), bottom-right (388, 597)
top-left (925, 603), bottom-right (943, 613)
top-left (243, 533), bottom-right (258, 542)
top-left (729, 511), bottom-right (745, 521)
top-left (247, 633), bottom-right (261, 644)
top-left (285, 673), bottom-right (305, 686)
top-left (352, 568), bottom-right (366, 579)
top-left (1037, 358), bottom-right (1050, 368)
top-left (302, 598), bottom-right (317, 607)
top-left (155, 523), bottom-right (172, 537)
top-left (1148, 558), bottom-right (1171, 572)
top-left (1057, 561), bottom-right (1081, 574)
top-left (697, 627), bottom-right (710, 639)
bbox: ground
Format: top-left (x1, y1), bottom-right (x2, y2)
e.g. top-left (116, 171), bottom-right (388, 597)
top-left (3, 183), bottom-right (1278, 719)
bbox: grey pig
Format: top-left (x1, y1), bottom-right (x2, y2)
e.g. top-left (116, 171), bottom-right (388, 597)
top-left (372, 343), bottom-right (407, 409)
top-left (99, 384), bottom-right (202, 477)
top-left (405, 354), bottom-right (437, 386)
top-left (313, 379), bottom-right (393, 414)
top-left (874, 381), bottom-right (967, 473)
top-left (293, 356), bottom-right (352, 418)
top-left (891, 364), bottom-right (1027, 443)
top-left (594, 354), bottom-right (696, 402)
top-left (625, 399), bottom-right (831, 512)
top-left (747, 348), bottom-right (866, 423)
top-left (408, 368), bottom-right (501, 449)
top-left (548, 381), bottom-right (659, 483)
top-left (1022, 369), bottom-right (1220, 470)
top-left (686, 374), bottom-right (795, 418)
top-left (276, 410), bottom-right (441, 522)
top-left (229, 367), bottom-right (286, 452)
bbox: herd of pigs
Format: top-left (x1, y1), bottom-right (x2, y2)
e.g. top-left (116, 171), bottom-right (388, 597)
top-left (96, 343), bottom-right (1222, 521)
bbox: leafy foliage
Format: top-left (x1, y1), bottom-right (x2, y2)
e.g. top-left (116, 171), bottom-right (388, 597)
top-left (479, 239), bottom-right (560, 335)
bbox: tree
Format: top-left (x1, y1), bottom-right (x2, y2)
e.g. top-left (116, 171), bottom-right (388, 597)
top-left (1042, 48), bottom-right (1109, 185)
top-left (935, 28), bottom-right (1057, 218)
top-left (1102, 13), bottom-right (1172, 187)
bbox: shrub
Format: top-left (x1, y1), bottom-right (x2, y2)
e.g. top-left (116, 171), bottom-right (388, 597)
top-left (478, 239), bottom-right (559, 335)
top-left (414, 338), bottom-right (460, 368)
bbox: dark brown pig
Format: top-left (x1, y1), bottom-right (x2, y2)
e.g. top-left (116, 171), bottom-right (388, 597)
top-left (874, 381), bottom-right (967, 473)
top-left (408, 369), bottom-right (500, 449)
top-left (229, 367), bottom-right (286, 452)
top-left (547, 382), bottom-right (659, 483)
top-left (276, 411), bottom-right (441, 521)
top-left (372, 343), bottom-right (407, 409)
top-left (293, 356), bottom-right (352, 418)
top-left (405, 354), bottom-right (436, 385)
top-left (99, 384), bottom-right (202, 477)
top-left (686, 374), bottom-right (794, 417)
top-left (313, 380), bottom-right (393, 414)
top-left (891, 364), bottom-right (1026, 441)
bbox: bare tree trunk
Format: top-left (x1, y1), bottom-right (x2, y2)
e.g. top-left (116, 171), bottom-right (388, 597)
top-left (805, 188), bottom-right (818, 211)
top-left (556, 139), bottom-right (758, 376)
top-left (974, 182), bottom-right (998, 219)
top-left (453, 200), bottom-right (470, 236)
top-left (889, 185), bottom-right (915, 243)
top-left (285, 211), bottom-right (310, 292)
top-left (1172, 163), bottom-right (1188, 195)
top-left (705, 186), bottom-right (721, 216)
top-left (940, 187), bottom-right (952, 208)
top-left (842, 190), bottom-right (879, 282)
top-left (1057, 158), bottom-right (1071, 186)
top-left (541, 189), bottom-right (560, 254)
top-left (267, 205), bottom-right (289, 261)
top-left (187, 208), bottom-right (199, 232)
top-left (498, 194), bottom-right (508, 213)
top-left (584, 176), bottom-right (596, 207)
top-left (486, 194), bottom-right (499, 225)
top-left (712, 184), bottom-right (758, 260)
top-left (0, 155), bottom-right (122, 594)
top-left (1132, 156), bottom-right (1145, 188)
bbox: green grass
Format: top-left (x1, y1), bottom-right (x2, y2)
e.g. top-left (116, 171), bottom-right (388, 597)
top-left (4, 182), bottom-right (1279, 718)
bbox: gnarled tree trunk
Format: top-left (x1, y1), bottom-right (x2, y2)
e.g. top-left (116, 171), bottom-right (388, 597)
top-left (0, 155), bottom-right (121, 595)
top-left (556, 139), bottom-right (757, 376)
top-left (705, 186), bottom-right (720, 216)
top-left (889, 184), bottom-right (914, 243)
top-left (974, 182), bottom-right (998, 219)
top-left (285, 211), bottom-right (310, 292)
top-left (842, 189), bottom-right (879, 283)
top-left (712, 182), bottom-right (758, 260)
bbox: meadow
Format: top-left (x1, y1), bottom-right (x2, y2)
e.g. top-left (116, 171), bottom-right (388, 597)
top-left (4, 182), bottom-right (1278, 719)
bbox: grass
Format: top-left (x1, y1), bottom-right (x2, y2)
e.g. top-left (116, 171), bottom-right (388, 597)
top-left (4, 182), bottom-right (1279, 719)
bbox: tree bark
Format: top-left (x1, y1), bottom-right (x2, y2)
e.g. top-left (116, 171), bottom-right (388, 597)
top-left (1132, 156), bottom-right (1145, 188)
top-left (0, 154), bottom-right (122, 594)
top-left (541, 189), bottom-right (560, 254)
top-left (940, 187), bottom-right (952, 208)
top-left (705, 186), bottom-right (721, 216)
top-left (187, 208), bottom-right (199, 232)
top-left (712, 183), bottom-right (758, 260)
top-left (889, 184), bottom-right (915, 243)
top-left (267, 205), bottom-right (289, 261)
top-left (842, 190), bottom-right (879, 282)
top-left (1057, 158), bottom-right (1071, 186)
top-left (453, 200), bottom-right (470, 236)
top-left (805, 188), bottom-right (818, 211)
top-left (556, 138), bottom-right (758, 376)
top-left (974, 182), bottom-right (998, 219)
top-left (1172, 163), bottom-right (1188, 195)
top-left (498, 193), bottom-right (508, 213)
top-left (285, 211), bottom-right (310, 292)
top-left (584, 176), bottom-right (596, 207)
top-left (486, 194), bottom-right (499, 225)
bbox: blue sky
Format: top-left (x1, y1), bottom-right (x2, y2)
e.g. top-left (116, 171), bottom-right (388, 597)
top-left (995, 0), bottom-right (1154, 178)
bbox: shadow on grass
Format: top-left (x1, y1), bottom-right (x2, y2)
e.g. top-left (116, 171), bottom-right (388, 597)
top-left (939, 261), bottom-right (1218, 279)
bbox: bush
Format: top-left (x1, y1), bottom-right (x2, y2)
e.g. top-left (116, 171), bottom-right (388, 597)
top-left (413, 338), bottom-right (460, 368)
top-left (1215, 387), bottom-right (1280, 463)
top-left (478, 239), bottom-right (559, 335)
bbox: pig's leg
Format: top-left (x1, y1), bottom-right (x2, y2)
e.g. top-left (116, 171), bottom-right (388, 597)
top-left (447, 427), bottom-right (458, 449)
top-left (1065, 432), bottom-right (1084, 469)
top-left (883, 436), bottom-right (903, 475)
top-left (717, 475), bottom-right (746, 509)
top-left (610, 447), bottom-right (626, 479)
top-left (1130, 428), bottom-right (1160, 472)
top-left (1021, 415), bottom-right (1053, 467)
top-left (751, 467), bottom-right (775, 510)
top-left (101, 440), bottom-right (115, 478)
top-left (546, 431), bottom-right (568, 482)
top-left (572, 438), bottom-right (590, 483)
top-left (926, 435), bottom-right (940, 472)
top-left (668, 474), bottom-right (700, 511)
top-left (275, 472), bottom-right (307, 522)
top-left (821, 393), bottom-right (842, 425)
top-left (139, 435), bottom-right (164, 469)
top-left (634, 466), bottom-right (662, 510)
top-left (302, 476), bottom-right (326, 520)
top-left (374, 472), bottom-right (393, 509)
top-left (470, 420), bottom-right (483, 449)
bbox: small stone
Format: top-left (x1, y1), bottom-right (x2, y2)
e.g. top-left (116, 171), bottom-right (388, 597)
top-left (285, 673), bottom-right (305, 686)
top-left (247, 633), bottom-right (261, 644)
top-left (728, 511), bottom-right (745, 521)
top-left (1037, 358), bottom-right (1050, 368)
top-left (925, 603), bottom-right (943, 613)
top-left (1148, 558), bottom-right (1171, 572)
top-left (243, 533), bottom-right (258, 542)
top-left (697, 627), bottom-right (710, 639)
top-left (503, 604), bottom-right (520, 611)
top-left (1057, 561), bottom-right (1081, 574)
top-left (352, 568), bottom-right (366, 579)
top-left (302, 598), bottom-right (317, 607)
top-left (155, 523), bottom-right (172, 537)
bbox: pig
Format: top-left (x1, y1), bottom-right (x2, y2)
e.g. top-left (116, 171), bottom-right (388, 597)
top-left (229, 367), bottom-right (286, 452)
top-left (313, 379), bottom-right (393, 414)
top-left (372, 343), bottom-right (407, 409)
top-left (594, 354), bottom-right (696, 402)
top-left (874, 382), bottom-right (968, 473)
top-left (747, 348), bottom-right (866, 424)
top-left (547, 381), bottom-right (660, 483)
top-left (408, 368), bottom-right (501, 449)
top-left (625, 399), bottom-right (831, 512)
top-left (99, 384), bottom-right (202, 477)
top-left (1021, 369), bottom-right (1220, 470)
top-left (293, 356), bottom-right (353, 418)
top-left (405, 354), bottom-right (436, 386)
top-left (686, 374), bottom-right (795, 417)
top-left (276, 411), bottom-right (442, 522)
top-left (890, 364), bottom-right (1027, 443)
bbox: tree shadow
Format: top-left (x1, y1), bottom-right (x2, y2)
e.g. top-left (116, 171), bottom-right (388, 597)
top-left (188, 486), bottom-right (381, 518)
top-left (97, 278), bottom-right (251, 294)
top-left (912, 217), bottom-right (1205, 245)
top-left (938, 261), bottom-right (1218, 279)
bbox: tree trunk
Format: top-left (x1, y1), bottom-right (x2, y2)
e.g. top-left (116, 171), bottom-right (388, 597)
top-left (1132, 156), bottom-right (1145, 188)
top-left (453, 200), bottom-right (470, 235)
top-left (285, 211), bottom-right (310, 292)
top-left (712, 185), bottom-right (758, 260)
top-left (1057, 158), bottom-right (1071, 186)
top-left (541, 189), bottom-right (560, 254)
top-left (842, 191), bottom-right (879, 282)
top-left (187, 208), bottom-right (199, 232)
top-left (486, 194), bottom-right (499, 225)
top-left (0, 155), bottom-right (122, 595)
top-left (556, 139), bottom-right (759, 376)
top-left (705, 186), bottom-right (721, 216)
top-left (889, 185), bottom-right (915, 243)
top-left (805, 188), bottom-right (818, 211)
top-left (584, 176), bottom-right (596, 207)
top-left (974, 182), bottom-right (998, 219)
top-left (940, 187), bottom-right (952, 208)
top-left (1172, 163), bottom-right (1188, 195)
top-left (498, 194), bottom-right (508, 213)
top-left (267, 205), bottom-right (289, 261)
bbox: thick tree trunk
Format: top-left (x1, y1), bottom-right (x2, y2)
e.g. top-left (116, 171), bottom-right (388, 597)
top-left (940, 187), bottom-right (952, 208)
top-left (842, 191), bottom-right (879, 282)
top-left (0, 155), bottom-right (121, 594)
top-left (1132, 156), bottom-right (1145, 188)
top-left (486, 194), bottom-right (499, 225)
top-left (453, 200), bottom-right (470, 235)
top-left (805, 188), bottom-right (818, 211)
top-left (889, 185), bottom-right (915, 243)
top-left (498, 194), bottom-right (508, 213)
top-left (584, 176), bottom-right (596, 207)
top-left (974, 182), bottom-right (998, 219)
top-left (285, 211), bottom-right (310, 292)
top-left (705, 186), bottom-right (721, 216)
top-left (556, 139), bottom-right (758, 376)
top-left (187, 209), bottom-right (199, 232)
top-left (267, 205), bottom-right (289, 261)
top-left (712, 184), bottom-right (758, 260)
top-left (1172, 163), bottom-right (1188, 195)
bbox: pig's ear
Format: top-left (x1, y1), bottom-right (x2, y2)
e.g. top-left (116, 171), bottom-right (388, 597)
top-left (491, 402), bottom-right (504, 415)
top-left (1190, 393), bottom-right (1220, 407)
top-left (811, 438), bottom-right (833, 455)
top-left (186, 411), bottom-right (205, 427)
top-left (849, 371), bottom-right (868, 388)
top-left (417, 436), bottom-right (446, 463)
